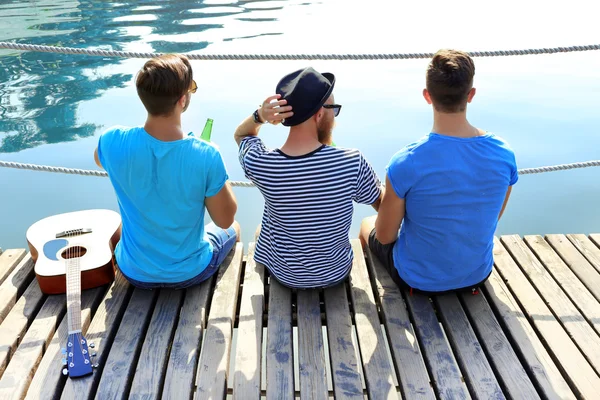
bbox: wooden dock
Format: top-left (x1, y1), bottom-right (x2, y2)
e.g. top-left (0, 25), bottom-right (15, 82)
top-left (0, 234), bottom-right (599, 399)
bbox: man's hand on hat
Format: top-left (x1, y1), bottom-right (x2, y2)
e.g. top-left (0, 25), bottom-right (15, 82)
top-left (258, 94), bottom-right (293, 125)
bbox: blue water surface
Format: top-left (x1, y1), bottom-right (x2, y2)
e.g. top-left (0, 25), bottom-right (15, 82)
top-left (1, 0), bottom-right (599, 250)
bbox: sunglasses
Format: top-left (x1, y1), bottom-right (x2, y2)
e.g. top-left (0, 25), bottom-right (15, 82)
top-left (172, 80), bottom-right (197, 105)
top-left (323, 104), bottom-right (342, 117)
top-left (188, 80), bottom-right (197, 94)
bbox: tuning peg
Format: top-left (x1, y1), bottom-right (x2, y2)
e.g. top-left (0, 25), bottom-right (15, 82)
top-left (62, 368), bottom-right (69, 376)
top-left (92, 363), bottom-right (99, 369)
top-left (89, 342), bottom-right (95, 349)
top-left (91, 352), bottom-right (97, 357)
top-left (61, 348), bottom-right (67, 355)
top-left (61, 358), bottom-right (67, 366)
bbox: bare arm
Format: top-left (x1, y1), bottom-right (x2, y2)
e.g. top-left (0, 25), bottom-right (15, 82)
top-left (498, 186), bottom-right (513, 221)
top-left (205, 182), bottom-right (238, 229)
top-left (370, 186), bottom-right (385, 212)
top-left (375, 175), bottom-right (405, 244)
top-left (234, 94), bottom-right (293, 146)
top-left (234, 115), bottom-right (263, 147)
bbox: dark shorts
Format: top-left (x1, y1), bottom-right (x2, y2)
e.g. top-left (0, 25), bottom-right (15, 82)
top-left (368, 228), bottom-right (489, 296)
top-left (123, 222), bottom-right (237, 290)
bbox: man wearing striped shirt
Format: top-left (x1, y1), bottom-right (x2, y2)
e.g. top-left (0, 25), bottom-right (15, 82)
top-left (235, 67), bottom-right (383, 289)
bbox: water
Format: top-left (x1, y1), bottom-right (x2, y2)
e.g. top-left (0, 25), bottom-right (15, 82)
top-left (1, 0), bottom-right (599, 251)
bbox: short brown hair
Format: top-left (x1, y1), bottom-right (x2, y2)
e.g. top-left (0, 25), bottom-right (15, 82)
top-left (136, 54), bottom-right (193, 116)
top-left (426, 49), bottom-right (475, 113)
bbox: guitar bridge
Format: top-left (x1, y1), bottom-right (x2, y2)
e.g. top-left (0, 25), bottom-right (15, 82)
top-left (56, 229), bottom-right (92, 238)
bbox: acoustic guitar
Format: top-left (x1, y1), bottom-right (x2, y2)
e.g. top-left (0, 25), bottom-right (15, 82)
top-left (26, 209), bottom-right (121, 378)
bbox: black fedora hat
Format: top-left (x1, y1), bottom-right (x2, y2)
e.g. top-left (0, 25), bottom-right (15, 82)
top-left (275, 67), bottom-right (335, 127)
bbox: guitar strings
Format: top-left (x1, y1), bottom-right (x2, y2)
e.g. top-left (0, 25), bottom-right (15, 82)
top-left (76, 232), bottom-right (86, 363)
top-left (66, 230), bottom-right (87, 368)
top-left (77, 234), bottom-right (85, 359)
top-left (72, 230), bottom-right (85, 356)
top-left (67, 230), bottom-right (73, 368)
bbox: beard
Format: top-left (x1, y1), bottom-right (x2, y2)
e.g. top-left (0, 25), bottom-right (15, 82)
top-left (317, 115), bottom-right (334, 145)
top-left (182, 93), bottom-right (191, 112)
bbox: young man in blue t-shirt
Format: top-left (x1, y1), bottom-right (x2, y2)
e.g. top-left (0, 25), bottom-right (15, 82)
top-left (94, 54), bottom-right (240, 289)
top-left (359, 49), bottom-right (518, 294)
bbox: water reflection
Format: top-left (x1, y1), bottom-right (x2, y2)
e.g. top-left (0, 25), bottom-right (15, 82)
top-left (0, 0), bottom-right (306, 153)
top-left (1, 0), bottom-right (599, 251)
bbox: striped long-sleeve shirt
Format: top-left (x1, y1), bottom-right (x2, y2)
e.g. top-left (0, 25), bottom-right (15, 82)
top-left (239, 136), bottom-right (382, 288)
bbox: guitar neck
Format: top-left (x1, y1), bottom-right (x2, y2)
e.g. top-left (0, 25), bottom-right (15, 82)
top-left (66, 258), bottom-right (82, 333)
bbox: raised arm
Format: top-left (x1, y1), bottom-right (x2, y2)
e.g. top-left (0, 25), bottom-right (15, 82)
top-left (234, 94), bottom-right (293, 146)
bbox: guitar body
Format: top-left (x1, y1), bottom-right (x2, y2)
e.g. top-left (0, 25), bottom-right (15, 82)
top-left (26, 209), bottom-right (121, 295)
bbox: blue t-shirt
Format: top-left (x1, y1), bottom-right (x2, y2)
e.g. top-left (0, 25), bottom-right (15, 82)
top-left (97, 126), bottom-right (228, 283)
top-left (387, 132), bottom-right (518, 292)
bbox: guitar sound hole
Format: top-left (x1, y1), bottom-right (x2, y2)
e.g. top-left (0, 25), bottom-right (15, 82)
top-left (61, 246), bottom-right (87, 259)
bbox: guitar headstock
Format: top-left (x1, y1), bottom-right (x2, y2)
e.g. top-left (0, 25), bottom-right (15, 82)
top-left (61, 332), bottom-right (97, 378)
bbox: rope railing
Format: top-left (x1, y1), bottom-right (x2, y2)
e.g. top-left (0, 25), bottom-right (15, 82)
top-left (1, 41), bottom-right (599, 185)
top-left (1, 42), bottom-right (599, 61)
top-left (1, 159), bottom-right (599, 186)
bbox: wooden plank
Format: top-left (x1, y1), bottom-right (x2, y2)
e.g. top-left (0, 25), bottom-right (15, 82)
top-left (129, 289), bottom-right (183, 399)
top-left (233, 243), bottom-right (264, 399)
top-left (484, 269), bottom-right (575, 400)
top-left (92, 288), bottom-right (157, 399)
top-left (0, 281), bottom-right (45, 378)
top-left (0, 250), bottom-right (26, 286)
top-left (61, 271), bottom-right (132, 400)
top-left (460, 289), bottom-right (540, 400)
top-left (0, 255), bottom-right (35, 325)
top-left (582, 234), bottom-right (600, 274)
top-left (323, 282), bottom-right (363, 400)
top-left (493, 236), bottom-right (600, 398)
top-left (348, 240), bottom-right (396, 400)
top-left (162, 277), bottom-right (213, 400)
top-left (365, 249), bottom-right (434, 400)
top-left (549, 234), bottom-right (600, 302)
top-left (405, 292), bottom-right (470, 399)
top-left (24, 287), bottom-right (105, 400)
top-left (527, 236), bottom-right (600, 336)
top-left (195, 243), bottom-right (244, 399)
top-left (501, 235), bottom-right (600, 375)
top-left (296, 289), bottom-right (328, 399)
top-left (433, 294), bottom-right (504, 398)
top-left (0, 294), bottom-right (65, 400)
top-left (266, 273), bottom-right (294, 399)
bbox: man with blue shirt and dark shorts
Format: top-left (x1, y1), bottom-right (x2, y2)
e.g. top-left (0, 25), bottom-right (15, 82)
top-left (359, 49), bottom-right (518, 295)
top-left (94, 54), bottom-right (240, 289)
